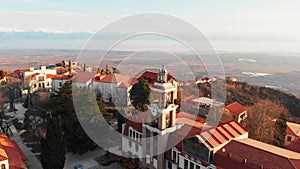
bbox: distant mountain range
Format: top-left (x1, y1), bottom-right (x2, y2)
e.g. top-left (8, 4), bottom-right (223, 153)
top-left (0, 30), bottom-right (93, 40)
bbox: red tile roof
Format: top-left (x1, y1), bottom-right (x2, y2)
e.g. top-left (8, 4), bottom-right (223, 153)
top-left (10, 140), bottom-right (27, 161)
top-left (118, 78), bottom-right (138, 88)
top-left (286, 122), bottom-right (300, 137)
top-left (198, 121), bottom-right (248, 149)
top-left (137, 70), bottom-right (174, 85)
top-left (287, 138), bottom-right (300, 153)
top-left (226, 102), bottom-right (247, 115)
top-left (0, 148), bottom-right (8, 161)
top-left (0, 133), bottom-right (26, 169)
top-left (52, 74), bottom-right (73, 80)
top-left (73, 71), bottom-right (95, 83)
top-left (215, 138), bottom-right (300, 169)
top-left (46, 74), bottom-right (59, 79)
top-left (176, 112), bottom-right (206, 123)
top-left (95, 74), bottom-right (130, 83)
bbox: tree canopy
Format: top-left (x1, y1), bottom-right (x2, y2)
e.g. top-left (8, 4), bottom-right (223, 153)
top-left (129, 79), bottom-right (150, 111)
top-left (41, 117), bottom-right (66, 169)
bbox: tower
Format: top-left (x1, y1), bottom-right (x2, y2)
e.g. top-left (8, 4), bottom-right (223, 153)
top-left (69, 60), bottom-right (73, 74)
top-left (142, 65), bottom-right (179, 169)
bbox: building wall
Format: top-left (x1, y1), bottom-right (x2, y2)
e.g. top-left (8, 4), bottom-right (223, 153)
top-left (52, 79), bottom-right (67, 91)
top-left (94, 82), bottom-right (130, 107)
top-left (177, 154), bottom-right (217, 169)
top-left (75, 81), bottom-right (91, 88)
top-left (0, 159), bottom-right (9, 169)
top-left (29, 74), bottom-right (53, 92)
top-left (122, 138), bottom-right (142, 158)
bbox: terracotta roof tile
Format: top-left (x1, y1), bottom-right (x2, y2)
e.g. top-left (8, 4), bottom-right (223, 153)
top-left (287, 138), bottom-right (300, 153)
top-left (73, 71), bottom-right (95, 83)
top-left (46, 74), bottom-right (58, 79)
top-left (95, 74), bottom-right (130, 83)
top-left (10, 140), bottom-right (27, 161)
top-left (0, 133), bottom-right (26, 168)
top-left (215, 138), bottom-right (300, 169)
top-left (286, 122), bottom-right (300, 137)
top-left (226, 102), bottom-right (247, 115)
top-left (198, 121), bottom-right (248, 149)
top-left (0, 148), bottom-right (8, 161)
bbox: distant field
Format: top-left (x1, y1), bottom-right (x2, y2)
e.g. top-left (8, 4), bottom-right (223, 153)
top-left (0, 49), bottom-right (299, 96)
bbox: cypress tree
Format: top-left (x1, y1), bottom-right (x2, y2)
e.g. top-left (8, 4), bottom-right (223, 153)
top-left (41, 117), bottom-right (66, 169)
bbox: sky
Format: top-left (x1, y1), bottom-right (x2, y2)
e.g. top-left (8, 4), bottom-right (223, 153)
top-left (1, 0), bottom-right (300, 52)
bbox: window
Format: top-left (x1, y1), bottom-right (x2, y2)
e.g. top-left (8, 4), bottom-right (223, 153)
top-left (1, 164), bottom-right (5, 169)
top-left (232, 115), bottom-right (236, 120)
top-left (287, 136), bottom-right (292, 142)
top-left (196, 165), bottom-right (200, 169)
top-left (167, 161), bottom-right (172, 169)
top-left (184, 159), bottom-right (189, 169)
top-left (190, 162), bottom-right (194, 169)
top-left (172, 149), bottom-right (178, 163)
top-left (129, 129), bottom-right (132, 138)
top-left (59, 82), bottom-right (62, 86)
top-left (135, 144), bottom-right (139, 152)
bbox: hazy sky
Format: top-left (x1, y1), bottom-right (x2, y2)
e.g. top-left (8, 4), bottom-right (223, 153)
top-left (1, 0), bottom-right (300, 52)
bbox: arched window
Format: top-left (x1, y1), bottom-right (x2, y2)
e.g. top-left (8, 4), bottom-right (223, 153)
top-left (1, 164), bottom-right (6, 169)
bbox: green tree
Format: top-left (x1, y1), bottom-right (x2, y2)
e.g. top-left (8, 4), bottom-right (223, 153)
top-left (129, 79), bottom-right (150, 111)
top-left (41, 117), bottom-right (66, 169)
top-left (273, 113), bottom-right (287, 147)
top-left (52, 83), bottom-right (98, 154)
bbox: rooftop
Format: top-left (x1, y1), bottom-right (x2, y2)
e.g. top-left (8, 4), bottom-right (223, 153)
top-left (0, 133), bottom-right (27, 169)
top-left (287, 138), bottom-right (300, 153)
top-left (215, 138), bottom-right (300, 169)
top-left (225, 102), bottom-right (247, 115)
top-left (286, 122), bottom-right (300, 137)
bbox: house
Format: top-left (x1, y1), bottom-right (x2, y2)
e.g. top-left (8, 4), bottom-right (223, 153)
top-left (0, 133), bottom-right (27, 169)
top-left (12, 66), bottom-right (57, 93)
top-left (224, 102), bottom-right (247, 123)
top-left (94, 74), bottom-right (138, 106)
top-left (214, 138), bottom-right (300, 169)
top-left (285, 122), bottom-right (300, 146)
top-left (24, 72), bottom-right (54, 92)
top-left (51, 74), bottom-right (73, 91)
